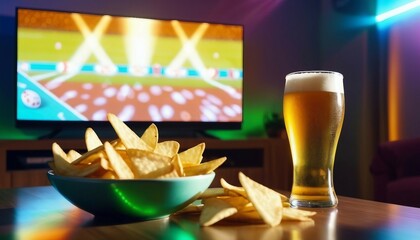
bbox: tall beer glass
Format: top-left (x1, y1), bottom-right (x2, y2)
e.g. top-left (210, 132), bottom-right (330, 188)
top-left (283, 71), bottom-right (344, 208)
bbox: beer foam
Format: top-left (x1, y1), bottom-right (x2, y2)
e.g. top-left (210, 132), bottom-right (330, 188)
top-left (285, 71), bottom-right (344, 93)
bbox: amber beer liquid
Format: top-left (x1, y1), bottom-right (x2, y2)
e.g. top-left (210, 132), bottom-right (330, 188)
top-left (284, 71), bottom-right (344, 208)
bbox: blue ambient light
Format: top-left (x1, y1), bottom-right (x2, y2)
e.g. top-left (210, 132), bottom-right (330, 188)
top-left (376, 0), bottom-right (420, 22)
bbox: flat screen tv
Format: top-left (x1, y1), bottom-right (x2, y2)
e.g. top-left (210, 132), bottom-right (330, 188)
top-left (15, 8), bottom-right (243, 136)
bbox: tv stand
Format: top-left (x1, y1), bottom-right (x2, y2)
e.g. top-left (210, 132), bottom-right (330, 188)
top-left (0, 138), bottom-right (292, 191)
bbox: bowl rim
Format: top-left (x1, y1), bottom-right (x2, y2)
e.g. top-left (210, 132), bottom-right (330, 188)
top-left (47, 169), bottom-right (215, 183)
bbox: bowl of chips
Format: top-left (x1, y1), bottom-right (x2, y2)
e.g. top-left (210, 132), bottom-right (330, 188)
top-left (48, 170), bottom-right (215, 219)
top-left (48, 113), bottom-right (226, 220)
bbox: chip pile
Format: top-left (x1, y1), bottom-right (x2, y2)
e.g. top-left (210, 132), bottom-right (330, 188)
top-left (49, 113), bottom-right (226, 179)
top-left (49, 113), bottom-right (316, 227)
top-left (178, 172), bottom-right (316, 227)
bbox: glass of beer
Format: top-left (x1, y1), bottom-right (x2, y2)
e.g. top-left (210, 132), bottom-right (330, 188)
top-left (283, 71), bottom-right (344, 208)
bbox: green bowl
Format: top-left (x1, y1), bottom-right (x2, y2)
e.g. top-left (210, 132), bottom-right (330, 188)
top-left (47, 170), bottom-right (215, 220)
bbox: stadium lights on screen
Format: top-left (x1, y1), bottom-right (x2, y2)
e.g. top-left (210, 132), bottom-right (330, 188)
top-left (16, 8), bottom-right (244, 133)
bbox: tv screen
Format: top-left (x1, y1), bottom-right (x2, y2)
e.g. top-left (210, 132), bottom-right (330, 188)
top-left (16, 8), bottom-right (243, 133)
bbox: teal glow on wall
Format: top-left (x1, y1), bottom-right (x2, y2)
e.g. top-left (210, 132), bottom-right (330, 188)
top-left (376, 0), bottom-right (420, 22)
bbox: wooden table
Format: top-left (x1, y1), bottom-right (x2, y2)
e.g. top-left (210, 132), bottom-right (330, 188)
top-left (1, 186), bottom-right (420, 240)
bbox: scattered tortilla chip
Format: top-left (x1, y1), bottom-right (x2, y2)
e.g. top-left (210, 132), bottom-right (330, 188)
top-left (239, 172), bottom-right (283, 227)
top-left (282, 208), bottom-right (316, 221)
top-left (220, 178), bottom-right (247, 198)
top-left (200, 197), bottom-right (238, 226)
top-left (199, 188), bottom-right (227, 199)
top-left (175, 203), bottom-right (203, 215)
top-left (190, 172), bottom-right (315, 227)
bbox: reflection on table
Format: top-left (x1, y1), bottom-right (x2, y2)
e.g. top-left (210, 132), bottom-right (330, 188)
top-left (2, 186), bottom-right (420, 240)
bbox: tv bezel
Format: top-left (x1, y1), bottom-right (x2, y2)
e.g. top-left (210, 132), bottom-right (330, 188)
top-left (14, 7), bottom-right (244, 135)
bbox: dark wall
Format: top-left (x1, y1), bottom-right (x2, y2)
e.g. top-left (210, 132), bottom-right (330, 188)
top-left (318, 1), bottom-right (379, 199)
top-left (385, 13), bottom-right (420, 140)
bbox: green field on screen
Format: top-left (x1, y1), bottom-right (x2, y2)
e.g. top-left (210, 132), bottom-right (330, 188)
top-left (18, 28), bottom-right (242, 89)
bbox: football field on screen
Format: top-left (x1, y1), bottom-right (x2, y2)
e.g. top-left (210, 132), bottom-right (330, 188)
top-left (18, 28), bottom-right (243, 89)
top-left (17, 27), bottom-right (243, 122)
